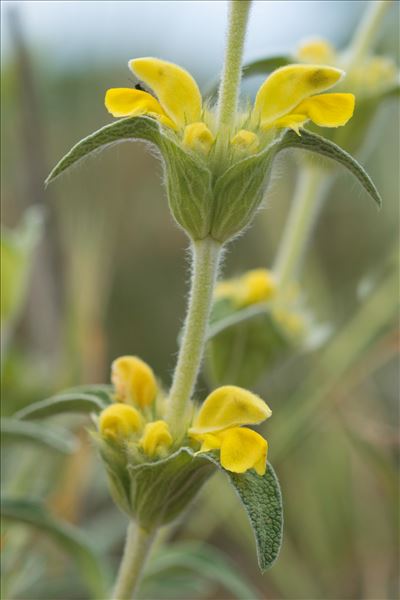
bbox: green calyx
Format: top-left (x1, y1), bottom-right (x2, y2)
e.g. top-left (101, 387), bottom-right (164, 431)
top-left (46, 115), bottom-right (381, 244)
top-left (96, 437), bottom-right (283, 572)
top-left (97, 441), bottom-right (215, 529)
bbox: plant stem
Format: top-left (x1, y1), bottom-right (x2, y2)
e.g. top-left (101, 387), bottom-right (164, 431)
top-left (217, 0), bottom-right (252, 130)
top-left (273, 164), bottom-right (332, 293)
top-left (166, 238), bottom-right (222, 440)
top-left (112, 523), bottom-right (156, 600)
top-left (344, 0), bottom-right (391, 71)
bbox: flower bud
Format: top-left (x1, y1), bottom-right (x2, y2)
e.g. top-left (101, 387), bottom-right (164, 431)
top-left (139, 420), bottom-right (173, 457)
top-left (183, 122), bottom-right (214, 154)
top-left (99, 404), bottom-right (142, 440)
top-left (111, 355), bottom-right (157, 408)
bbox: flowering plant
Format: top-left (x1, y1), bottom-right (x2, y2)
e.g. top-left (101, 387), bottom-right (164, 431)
top-left (15, 1), bottom-right (385, 598)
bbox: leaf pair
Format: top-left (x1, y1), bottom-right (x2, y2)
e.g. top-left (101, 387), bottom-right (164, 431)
top-left (46, 114), bottom-right (381, 244)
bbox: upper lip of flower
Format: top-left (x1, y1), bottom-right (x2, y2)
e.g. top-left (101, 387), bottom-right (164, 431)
top-left (105, 57), bottom-right (355, 141)
top-left (188, 385), bottom-right (272, 476)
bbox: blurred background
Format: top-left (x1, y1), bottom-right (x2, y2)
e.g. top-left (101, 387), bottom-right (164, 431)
top-left (1, 1), bottom-right (399, 599)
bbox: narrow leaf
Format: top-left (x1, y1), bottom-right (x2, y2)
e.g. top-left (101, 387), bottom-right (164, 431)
top-left (46, 116), bottom-right (213, 240)
top-left (1, 497), bottom-right (110, 598)
top-left (204, 455), bottom-right (283, 572)
top-left (46, 116), bottom-right (163, 184)
top-left (1, 418), bottom-right (78, 454)
top-left (277, 129), bottom-right (382, 207)
top-left (14, 392), bottom-right (107, 420)
top-left (242, 55), bottom-right (292, 78)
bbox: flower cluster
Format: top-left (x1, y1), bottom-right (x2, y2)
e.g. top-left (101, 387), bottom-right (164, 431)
top-left (105, 57), bottom-right (355, 158)
top-left (214, 268), bottom-right (305, 338)
top-left (98, 355), bottom-right (272, 475)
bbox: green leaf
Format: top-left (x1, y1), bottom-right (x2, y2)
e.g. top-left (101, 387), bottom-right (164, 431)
top-left (242, 55), bottom-right (292, 78)
top-left (277, 129), bottom-right (382, 207)
top-left (1, 497), bottom-right (110, 599)
top-left (46, 116), bottom-right (213, 240)
top-left (205, 456), bottom-right (283, 573)
top-left (207, 299), bottom-right (292, 386)
top-left (14, 391), bottom-right (108, 420)
top-left (45, 116), bottom-right (163, 184)
top-left (143, 541), bottom-right (263, 599)
top-left (65, 383), bottom-right (114, 400)
top-left (0, 418), bottom-right (78, 454)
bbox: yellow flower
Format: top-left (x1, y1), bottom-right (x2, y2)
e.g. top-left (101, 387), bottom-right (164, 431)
top-left (139, 420), bottom-right (173, 457)
top-left (215, 269), bottom-right (277, 307)
top-left (189, 385), bottom-right (271, 475)
top-left (111, 355), bottom-right (157, 408)
top-left (99, 403), bottom-right (142, 440)
top-left (105, 57), bottom-right (354, 148)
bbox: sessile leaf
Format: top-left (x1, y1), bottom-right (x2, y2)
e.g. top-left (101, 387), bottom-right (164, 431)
top-left (14, 391), bottom-right (110, 420)
top-left (46, 116), bottom-right (213, 240)
top-left (277, 128), bottom-right (382, 207)
top-left (204, 454), bottom-right (283, 572)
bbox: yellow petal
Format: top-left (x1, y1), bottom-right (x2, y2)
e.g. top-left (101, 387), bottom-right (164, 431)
top-left (218, 427), bottom-right (268, 475)
top-left (189, 385), bottom-right (271, 435)
top-left (105, 87), bottom-right (165, 119)
top-left (231, 130), bottom-right (259, 153)
top-left (268, 113), bottom-right (307, 135)
top-left (253, 64), bottom-right (344, 127)
top-left (237, 269), bottom-right (277, 306)
top-left (129, 58), bottom-right (202, 129)
top-left (214, 269), bottom-right (276, 307)
top-left (191, 432), bottom-right (222, 452)
top-left (139, 420), bottom-right (173, 457)
top-left (111, 356), bottom-right (158, 409)
top-left (183, 122), bottom-right (214, 154)
top-left (296, 38), bottom-right (337, 64)
top-left (99, 404), bottom-right (142, 440)
top-left (294, 93), bottom-right (355, 127)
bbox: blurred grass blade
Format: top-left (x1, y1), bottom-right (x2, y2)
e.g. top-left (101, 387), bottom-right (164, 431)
top-left (1, 497), bottom-right (110, 599)
top-left (278, 129), bottom-right (382, 207)
top-left (144, 542), bottom-right (262, 599)
top-left (14, 392), bottom-right (108, 420)
top-left (46, 116), bottom-right (163, 184)
top-left (1, 418), bottom-right (78, 454)
top-left (273, 264), bottom-right (398, 461)
top-left (1, 206), bottom-right (44, 352)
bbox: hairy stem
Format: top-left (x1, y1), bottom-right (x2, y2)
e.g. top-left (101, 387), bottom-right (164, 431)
top-left (112, 523), bottom-right (156, 600)
top-left (166, 238), bottom-right (222, 440)
top-left (344, 0), bottom-right (391, 71)
top-left (217, 0), bottom-right (252, 130)
top-left (274, 164), bottom-right (332, 292)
